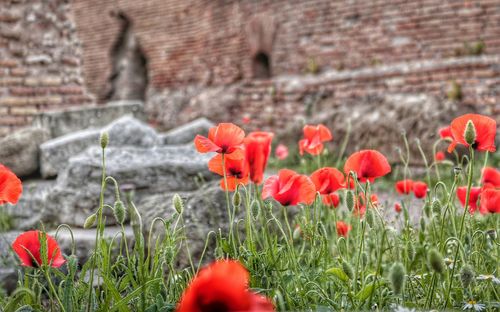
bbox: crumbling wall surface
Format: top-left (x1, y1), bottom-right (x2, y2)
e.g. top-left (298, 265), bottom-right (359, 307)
top-left (0, 0), bottom-right (93, 135)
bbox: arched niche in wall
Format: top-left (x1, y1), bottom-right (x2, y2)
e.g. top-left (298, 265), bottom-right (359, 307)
top-left (246, 14), bottom-right (276, 79)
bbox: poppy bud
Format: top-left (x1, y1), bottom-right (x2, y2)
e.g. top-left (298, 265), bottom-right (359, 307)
top-left (420, 217), bottom-right (426, 232)
top-left (232, 188), bottom-right (241, 209)
top-left (250, 200), bottom-right (261, 221)
top-left (389, 262), bottom-right (406, 296)
top-left (113, 200), bottom-right (127, 224)
top-left (172, 194), bottom-right (184, 215)
top-left (365, 209), bottom-right (374, 228)
top-left (432, 198), bottom-right (442, 216)
top-left (406, 243), bottom-right (415, 262)
top-left (67, 254), bottom-right (78, 274)
top-left (361, 252), bottom-right (368, 267)
top-left (342, 259), bottom-right (354, 280)
top-left (464, 120), bottom-right (476, 146)
top-left (84, 213), bottom-right (97, 229)
top-left (460, 264), bottom-right (475, 288)
top-left (424, 201), bottom-right (431, 218)
top-left (346, 190), bottom-right (354, 211)
top-left (100, 131), bottom-right (109, 149)
top-left (428, 248), bottom-right (445, 274)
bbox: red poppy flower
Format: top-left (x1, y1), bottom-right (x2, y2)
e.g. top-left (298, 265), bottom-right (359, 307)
top-left (439, 126), bottom-right (453, 139)
top-left (413, 181), bottom-right (428, 199)
top-left (479, 188), bottom-right (500, 214)
top-left (344, 150), bottom-right (391, 183)
top-left (457, 186), bottom-right (482, 214)
top-left (208, 154), bottom-right (249, 191)
top-left (435, 151), bottom-right (445, 161)
top-left (336, 221), bottom-right (351, 237)
top-left (323, 193), bottom-right (340, 208)
top-left (275, 144), bottom-right (289, 160)
top-left (310, 167), bottom-right (345, 205)
top-left (176, 260), bottom-right (274, 312)
top-left (394, 203), bottom-right (402, 213)
top-left (244, 132), bottom-right (274, 184)
top-left (0, 164), bottom-right (22, 205)
top-left (298, 124), bottom-right (332, 156)
top-left (447, 114), bottom-right (497, 153)
top-left (262, 169), bottom-right (316, 206)
top-left (195, 123), bottom-right (245, 157)
top-left (353, 193), bottom-right (378, 216)
top-left (395, 179), bottom-right (413, 195)
top-left (482, 167), bottom-right (500, 188)
top-left (12, 230), bottom-right (65, 268)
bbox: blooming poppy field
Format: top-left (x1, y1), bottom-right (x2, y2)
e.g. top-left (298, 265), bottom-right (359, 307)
top-left (0, 113), bottom-right (499, 311)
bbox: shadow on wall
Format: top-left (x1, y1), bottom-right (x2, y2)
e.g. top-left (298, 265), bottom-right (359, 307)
top-left (105, 10), bottom-right (148, 102)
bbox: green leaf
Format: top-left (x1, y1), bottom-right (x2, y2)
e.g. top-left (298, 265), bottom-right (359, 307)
top-left (325, 267), bottom-right (349, 282)
top-left (355, 282), bottom-right (379, 301)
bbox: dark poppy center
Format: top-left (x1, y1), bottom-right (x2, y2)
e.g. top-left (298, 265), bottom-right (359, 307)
top-left (471, 141), bottom-right (478, 149)
top-left (229, 168), bottom-right (243, 178)
top-left (199, 300), bottom-right (229, 312)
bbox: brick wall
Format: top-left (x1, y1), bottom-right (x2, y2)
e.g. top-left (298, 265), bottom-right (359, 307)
top-left (0, 0), bottom-right (93, 135)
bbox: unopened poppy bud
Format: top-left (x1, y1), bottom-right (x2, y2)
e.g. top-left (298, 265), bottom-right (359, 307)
top-left (460, 264), bottom-right (475, 288)
top-left (172, 194), bottom-right (184, 214)
top-left (389, 262), bottom-right (406, 296)
top-left (464, 120), bottom-right (476, 146)
top-left (420, 217), bottom-right (426, 232)
top-left (365, 209), bottom-right (374, 228)
top-left (100, 131), bottom-right (109, 149)
top-left (346, 190), bottom-right (354, 211)
top-left (250, 200), bottom-right (260, 221)
top-left (424, 201), bottom-right (431, 218)
top-left (67, 254), bottom-right (78, 274)
top-left (361, 252), bottom-right (368, 267)
top-left (232, 189), bottom-right (241, 209)
top-left (113, 200), bottom-right (126, 224)
top-left (432, 198), bottom-right (442, 216)
top-left (428, 248), bottom-right (445, 274)
top-left (342, 259), bottom-right (354, 279)
top-left (83, 213), bottom-right (97, 229)
top-left (406, 243), bottom-right (415, 262)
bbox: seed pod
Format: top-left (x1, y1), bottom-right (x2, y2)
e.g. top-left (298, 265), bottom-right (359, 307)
top-left (172, 194), bottom-right (184, 214)
top-left (345, 190), bottom-right (354, 211)
top-left (460, 264), bottom-right (475, 288)
top-left (464, 120), bottom-right (476, 146)
top-left (113, 200), bottom-right (127, 224)
top-left (389, 262), bottom-right (406, 295)
top-left (83, 213), bottom-right (97, 229)
top-left (428, 248), bottom-right (445, 274)
top-left (100, 131), bottom-right (109, 149)
top-left (342, 259), bottom-right (354, 280)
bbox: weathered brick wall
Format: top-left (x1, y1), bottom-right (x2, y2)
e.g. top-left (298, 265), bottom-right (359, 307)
top-left (0, 0), bottom-right (93, 135)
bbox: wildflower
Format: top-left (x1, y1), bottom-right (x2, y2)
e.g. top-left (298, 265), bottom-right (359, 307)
top-left (460, 264), bottom-right (475, 288)
top-left (12, 230), bottom-right (65, 268)
top-left (477, 274), bottom-right (500, 285)
top-left (0, 164), bottom-right (22, 205)
top-left (479, 188), bottom-right (500, 214)
top-left (344, 150), bottom-right (391, 183)
top-left (482, 167), bottom-right (500, 188)
top-left (353, 193), bottom-right (378, 216)
top-left (394, 202), bottom-right (402, 213)
top-left (298, 124), bottom-right (332, 156)
top-left (176, 260), bottom-right (274, 312)
top-left (412, 181), bottom-right (428, 199)
top-left (395, 179), bottom-right (413, 195)
top-left (208, 154), bottom-right (249, 191)
top-left (310, 167), bottom-right (346, 206)
top-left (439, 126), bottom-right (453, 139)
top-left (336, 221), bottom-right (351, 237)
top-left (323, 193), bottom-right (340, 208)
top-left (447, 114), bottom-right (496, 153)
top-left (462, 300), bottom-right (486, 311)
top-left (435, 151), bottom-right (445, 161)
top-left (275, 144), bottom-right (289, 160)
top-left (244, 131), bottom-right (274, 184)
top-left (457, 186), bottom-right (482, 214)
top-left (195, 123), bottom-right (245, 157)
top-left (262, 169), bottom-right (316, 206)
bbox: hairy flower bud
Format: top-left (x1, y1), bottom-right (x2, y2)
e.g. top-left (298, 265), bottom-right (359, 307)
top-left (172, 194), bottom-right (184, 214)
top-left (342, 259), bottom-right (354, 280)
top-left (420, 217), bottom-right (426, 232)
top-left (345, 190), bottom-right (354, 211)
top-left (424, 201), bottom-right (431, 218)
top-left (460, 264), bottom-right (475, 288)
top-left (113, 200), bottom-right (127, 224)
top-left (100, 131), bottom-right (109, 149)
top-left (83, 213), bottom-right (97, 229)
top-left (464, 120), bottom-right (476, 146)
top-left (67, 254), bottom-right (78, 275)
top-left (365, 209), bottom-right (374, 228)
top-left (232, 188), bottom-right (241, 209)
top-left (428, 248), bottom-right (445, 274)
top-left (406, 243), bottom-right (415, 262)
top-left (389, 262), bottom-right (406, 296)
top-left (432, 198), bottom-right (442, 216)
top-left (250, 200), bottom-right (261, 221)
